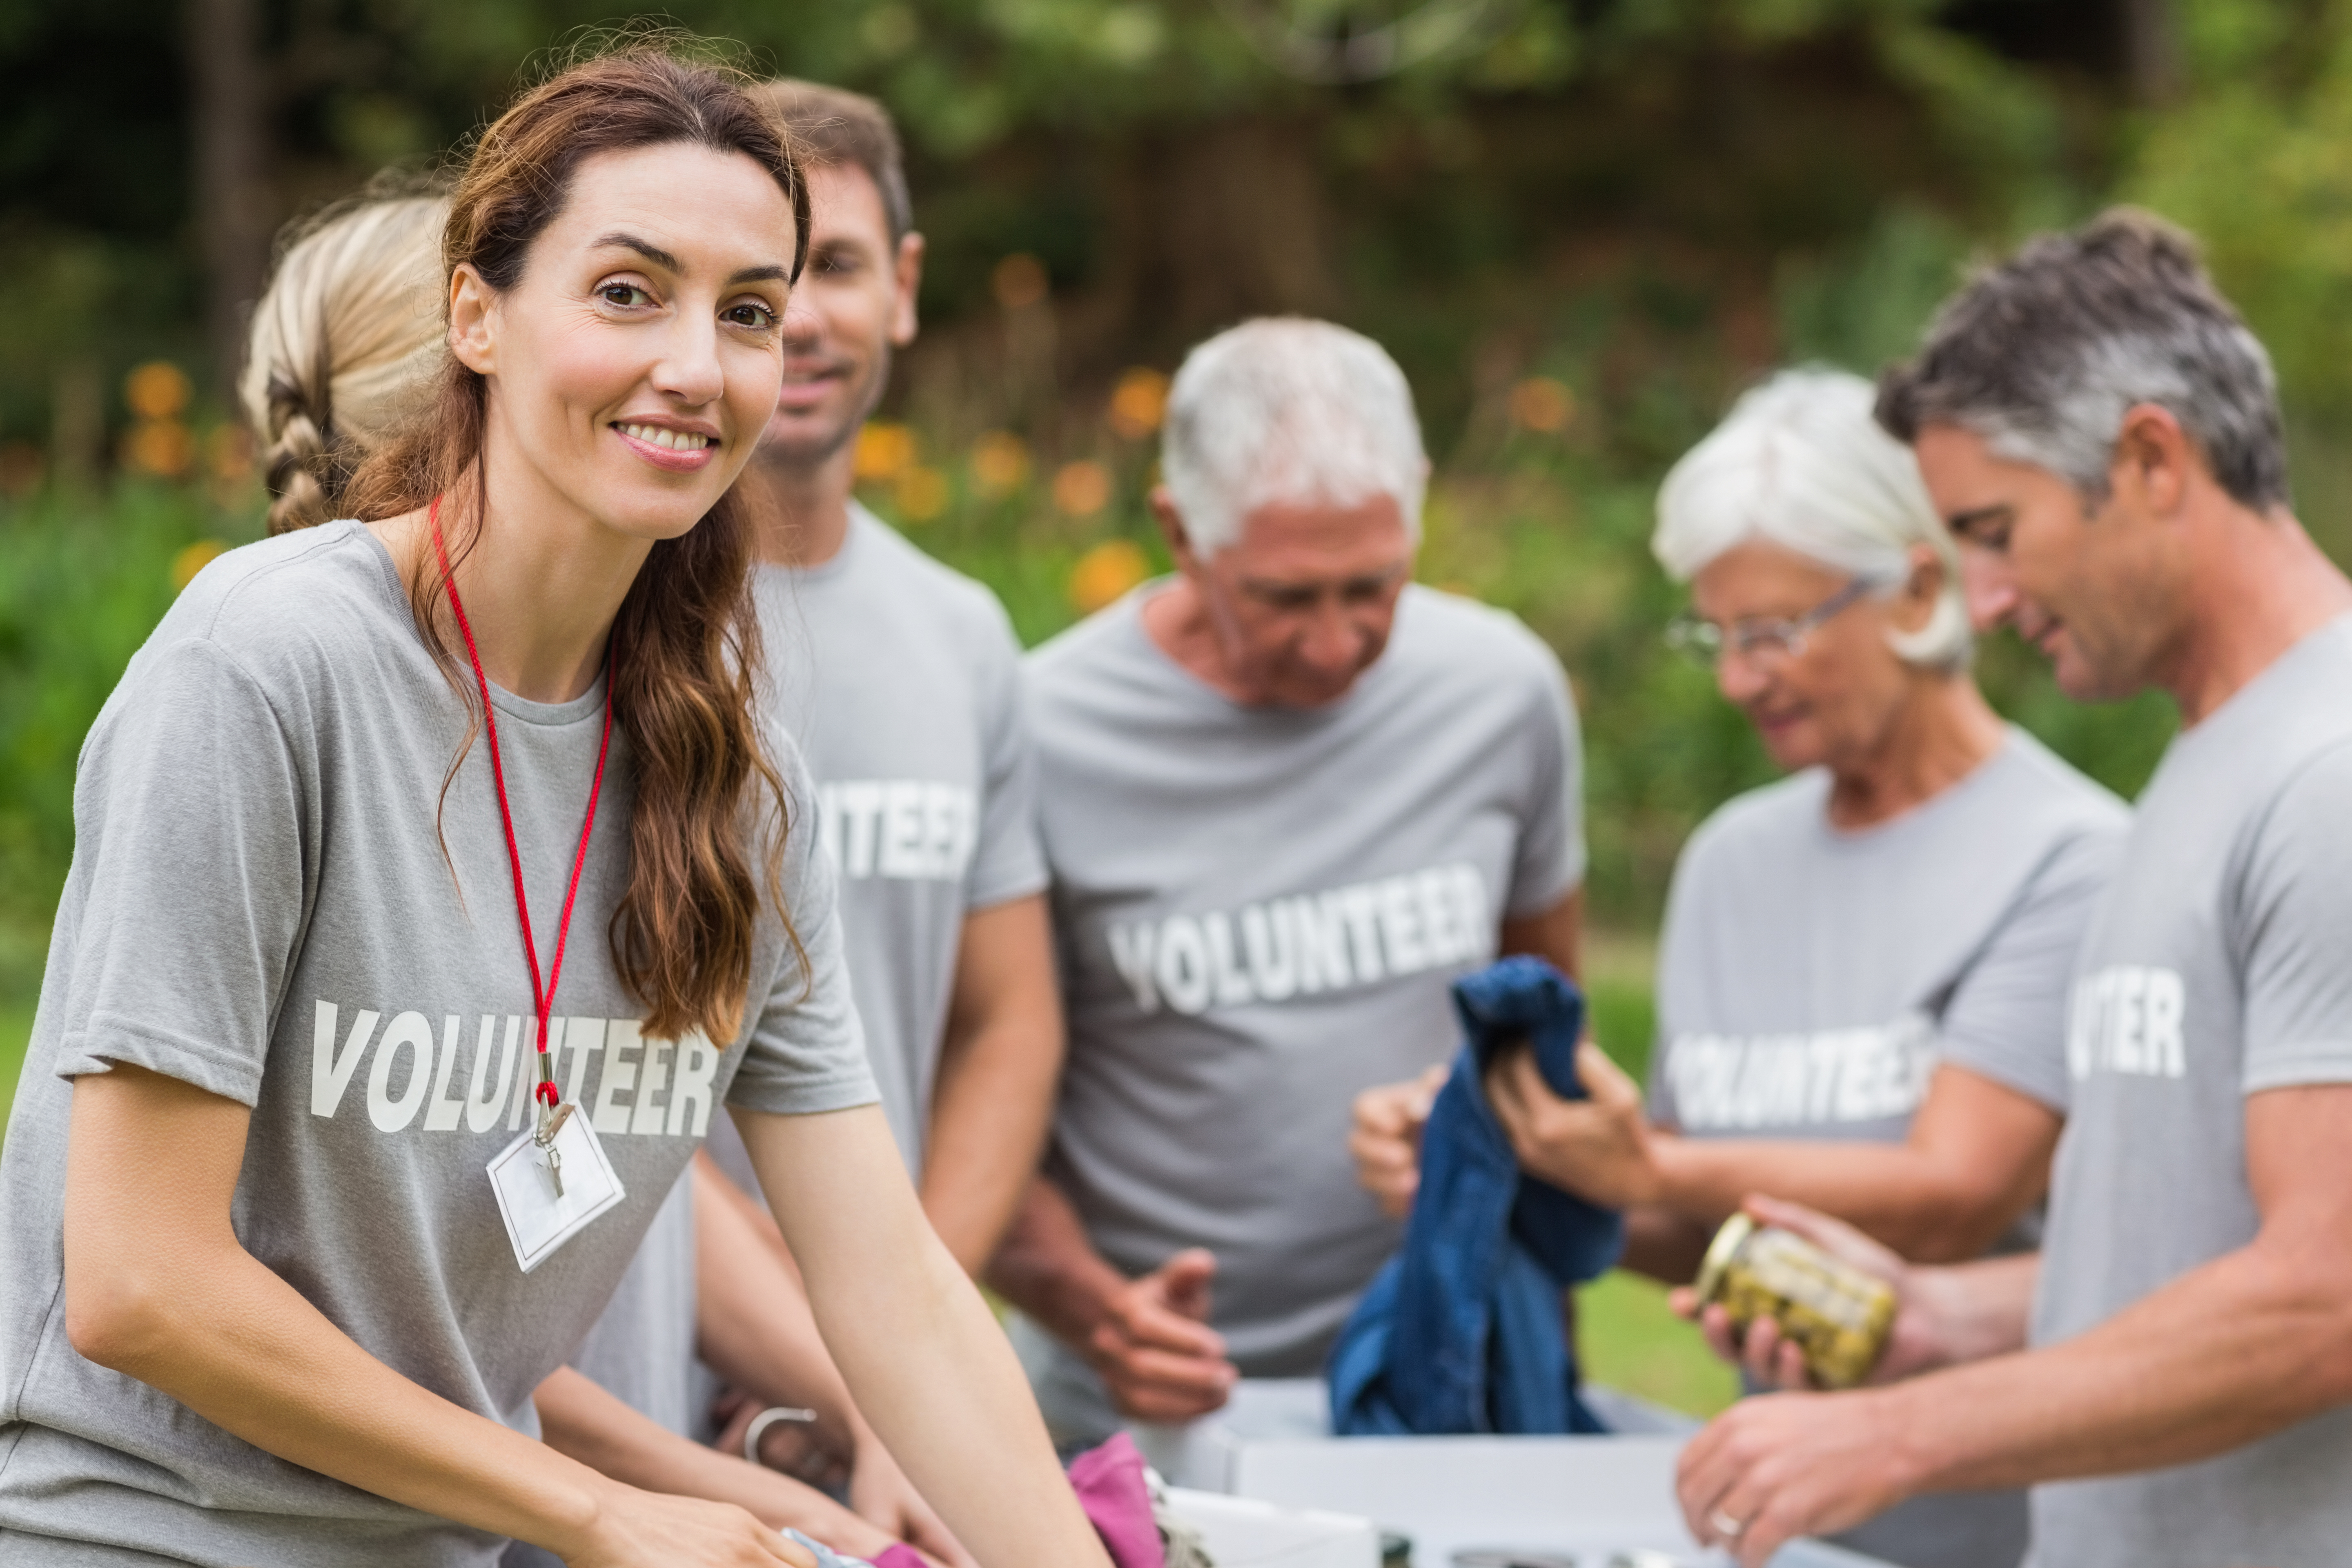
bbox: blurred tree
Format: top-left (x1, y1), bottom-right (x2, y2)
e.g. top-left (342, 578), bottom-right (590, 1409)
top-left (0, 0), bottom-right (2135, 439)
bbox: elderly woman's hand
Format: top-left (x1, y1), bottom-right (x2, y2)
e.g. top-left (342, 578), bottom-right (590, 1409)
top-left (1349, 1065), bottom-right (1448, 1218)
top-left (1667, 1194), bottom-right (1973, 1392)
top-left (1486, 1041), bottom-right (1664, 1209)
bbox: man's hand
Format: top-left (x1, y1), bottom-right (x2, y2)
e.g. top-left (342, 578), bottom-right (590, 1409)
top-left (1349, 1065), bottom-right (1448, 1218)
top-left (1675, 1387), bottom-right (1922, 1568)
top-left (1668, 1195), bottom-right (1994, 1390)
top-left (1082, 1249), bottom-right (1238, 1423)
top-left (1487, 1042), bottom-right (1662, 1208)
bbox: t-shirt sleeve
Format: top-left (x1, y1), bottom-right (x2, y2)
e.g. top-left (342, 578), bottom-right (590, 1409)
top-left (1504, 641), bottom-right (1589, 919)
top-left (51, 639), bottom-right (307, 1105)
top-left (964, 608), bottom-right (1048, 912)
top-left (2236, 742), bottom-right (2352, 1094)
top-left (726, 744), bottom-right (883, 1117)
top-left (1936, 822), bottom-right (2125, 1114)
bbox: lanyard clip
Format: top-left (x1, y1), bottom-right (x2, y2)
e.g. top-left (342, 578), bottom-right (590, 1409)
top-left (534, 1049), bottom-right (572, 1149)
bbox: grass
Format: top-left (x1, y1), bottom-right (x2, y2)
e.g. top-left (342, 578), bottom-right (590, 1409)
top-left (1, 1004), bottom-right (28, 1144)
top-left (1576, 935), bottom-right (1739, 1419)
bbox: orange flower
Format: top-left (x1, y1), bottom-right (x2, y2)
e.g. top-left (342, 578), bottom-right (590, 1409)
top-left (172, 539), bottom-right (229, 590)
top-left (895, 465), bottom-right (950, 522)
top-left (1068, 539), bottom-right (1150, 613)
top-left (1107, 368), bottom-right (1170, 441)
top-left (1508, 376), bottom-right (1575, 434)
top-left (854, 422), bottom-right (917, 482)
top-left (1053, 459), bottom-right (1114, 517)
top-left (970, 431), bottom-right (1031, 497)
top-left (125, 361), bottom-right (193, 421)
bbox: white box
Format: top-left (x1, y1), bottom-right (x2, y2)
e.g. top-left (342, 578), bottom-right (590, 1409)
top-left (1226, 1437), bottom-right (1890, 1568)
top-left (1162, 1486), bottom-right (1382, 1568)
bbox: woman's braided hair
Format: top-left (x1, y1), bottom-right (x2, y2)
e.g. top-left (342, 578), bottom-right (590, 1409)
top-left (240, 192), bottom-right (449, 533)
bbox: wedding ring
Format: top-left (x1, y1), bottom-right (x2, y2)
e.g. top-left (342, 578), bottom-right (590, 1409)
top-left (1707, 1507), bottom-right (1747, 1539)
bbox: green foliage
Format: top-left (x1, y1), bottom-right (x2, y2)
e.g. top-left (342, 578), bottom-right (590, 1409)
top-left (0, 486), bottom-right (261, 996)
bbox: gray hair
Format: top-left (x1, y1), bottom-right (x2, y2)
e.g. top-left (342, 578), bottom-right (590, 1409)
top-left (1877, 208), bottom-right (2289, 512)
top-left (1655, 368), bottom-right (1972, 672)
top-left (1160, 317), bottom-right (1428, 557)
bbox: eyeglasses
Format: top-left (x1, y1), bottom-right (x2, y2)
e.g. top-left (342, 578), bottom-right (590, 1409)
top-left (1665, 577), bottom-right (1878, 667)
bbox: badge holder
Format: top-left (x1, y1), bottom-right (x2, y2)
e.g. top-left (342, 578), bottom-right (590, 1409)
top-left (487, 1058), bottom-right (626, 1273)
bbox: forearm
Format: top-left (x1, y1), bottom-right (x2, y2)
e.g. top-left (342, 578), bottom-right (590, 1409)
top-left (750, 1108), bottom-right (1111, 1568)
top-left (920, 1020), bottom-right (1059, 1276)
top-left (76, 1234), bottom-right (607, 1550)
top-left (922, 894), bottom-right (1065, 1275)
top-left (65, 1068), bottom-right (611, 1554)
top-left (1618, 1205), bottom-right (1713, 1285)
top-left (694, 1154), bottom-right (862, 1458)
top-left (1884, 1242), bottom-right (2348, 1494)
top-left (535, 1367), bottom-right (876, 1544)
top-left (1651, 1136), bottom-right (2023, 1263)
top-left (983, 1174), bottom-right (1128, 1345)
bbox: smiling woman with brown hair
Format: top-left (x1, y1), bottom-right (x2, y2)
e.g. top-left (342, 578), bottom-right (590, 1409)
top-left (0, 43), bottom-right (1108, 1568)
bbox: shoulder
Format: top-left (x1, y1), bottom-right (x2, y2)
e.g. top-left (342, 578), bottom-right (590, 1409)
top-left (2243, 732), bottom-right (2352, 863)
top-left (124, 521), bottom-right (408, 708)
top-left (1986, 728), bottom-right (2134, 843)
top-left (1678, 772), bottom-right (1828, 873)
top-left (852, 513), bottom-right (1023, 655)
top-left (1025, 591), bottom-right (1146, 695)
top-left (1390, 586), bottom-right (1567, 694)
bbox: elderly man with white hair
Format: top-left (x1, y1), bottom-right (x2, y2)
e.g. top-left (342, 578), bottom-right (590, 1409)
top-left (987, 317), bottom-right (1591, 1444)
top-left (1352, 368), bottom-right (2127, 1568)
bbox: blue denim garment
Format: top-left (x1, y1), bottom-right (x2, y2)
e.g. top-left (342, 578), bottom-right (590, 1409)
top-left (1329, 955), bottom-right (1626, 1434)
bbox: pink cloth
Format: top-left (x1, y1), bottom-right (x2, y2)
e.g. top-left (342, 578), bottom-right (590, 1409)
top-left (871, 1546), bottom-right (929, 1568)
top-left (1066, 1432), bottom-right (1165, 1568)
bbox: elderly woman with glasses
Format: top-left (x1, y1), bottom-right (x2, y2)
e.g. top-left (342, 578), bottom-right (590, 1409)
top-left (1349, 369), bottom-right (2127, 1568)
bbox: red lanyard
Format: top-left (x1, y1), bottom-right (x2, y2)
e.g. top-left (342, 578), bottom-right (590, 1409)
top-left (430, 497), bottom-right (615, 1120)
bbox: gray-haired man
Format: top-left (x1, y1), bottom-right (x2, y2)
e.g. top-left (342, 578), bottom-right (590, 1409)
top-left (988, 318), bottom-right (1590, 1442)
top-left (1676, 211), bottom-right (2352, 1568)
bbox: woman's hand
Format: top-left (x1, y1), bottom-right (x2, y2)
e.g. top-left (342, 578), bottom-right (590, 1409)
top-left (1348, 1065), bottom-right (1448, 1218)
top-left (849, 1439), bottom-right (975, 1568)
top-left (1487, 1042), bottom-right (1664, 1208)
top-left (1667, 1194), bottom-right (1962, 1390)
top-left (564, 1484), bottom-right (818, 1568)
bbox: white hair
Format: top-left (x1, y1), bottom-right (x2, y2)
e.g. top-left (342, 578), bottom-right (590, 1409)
top-left (1653, 368), bottom-right (1972, 672)
top-left (1160, 317), bottom-right (1428, 556)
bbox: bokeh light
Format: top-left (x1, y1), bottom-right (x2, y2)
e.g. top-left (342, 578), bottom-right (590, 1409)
top-left (1107, 368), bottom-right (1170, 441)
top-left (1067, 539), bottom-right (1151, 613)
top-left (854, 421), bottom-right (917, 482)
top-left (970, 431), bottom-right (1031, 497)
top-left (1053, 459), bottom-right (1113, 517)
top-left (1508, 376), bottom-right (1575, 434)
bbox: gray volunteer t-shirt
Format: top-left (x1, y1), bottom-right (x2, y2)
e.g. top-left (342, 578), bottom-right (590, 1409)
top-left (0, 521), bottom-right (875, 1568)
top-left (1652, 728), bottom-right (2125, 1138)
top-left (567, 505), bottom-right (1041, 1472)
top-left (2029, 616), bottom-right (2352, 1568)
top-left (1650, 728), bottom-right (2125, 1568)
top-left (747, 504), bottom-right (1046, 1167)
top-left (1029, 582), bottom-right (1586, 1374)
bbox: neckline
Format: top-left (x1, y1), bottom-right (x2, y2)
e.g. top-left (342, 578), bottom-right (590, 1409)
top-left (1813, 726), bottom-right (2019, 846)
top-left (344, 519), bottom-right (611, 728)
top-left (1114, 579), bottom-right (1404, 722)
top-left (757, 501), bottom-right (873, 588)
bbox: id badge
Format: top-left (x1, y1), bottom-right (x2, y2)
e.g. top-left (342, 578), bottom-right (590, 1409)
top-left (486, 1111), bottom-right (626, 1273)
